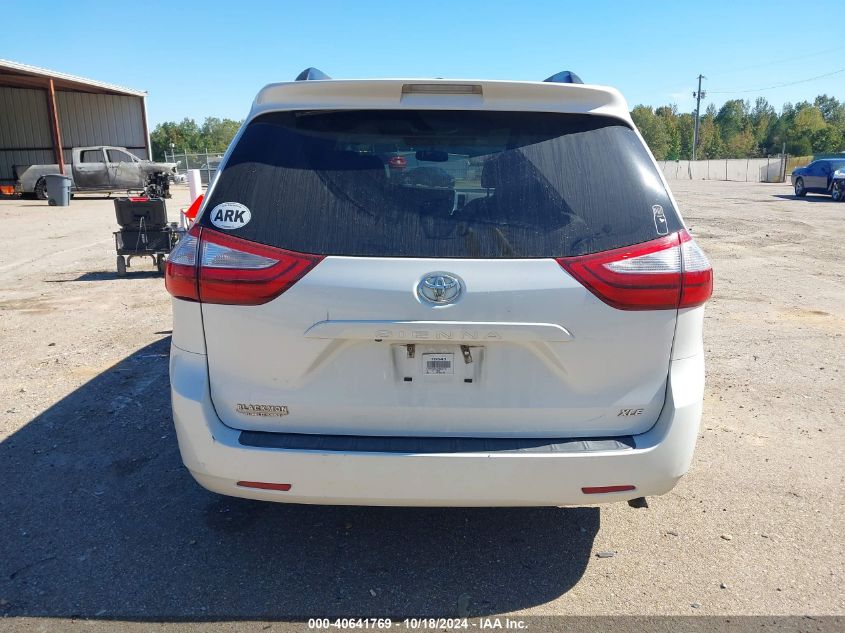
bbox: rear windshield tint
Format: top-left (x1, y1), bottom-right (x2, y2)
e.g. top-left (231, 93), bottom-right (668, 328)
top-left (202, 110), bottom-right (682, 258)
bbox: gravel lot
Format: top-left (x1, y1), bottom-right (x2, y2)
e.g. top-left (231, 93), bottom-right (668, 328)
top-left (0, 181), bottom-right (842, 627)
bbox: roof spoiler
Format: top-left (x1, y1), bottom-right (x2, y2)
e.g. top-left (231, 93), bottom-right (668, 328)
top-left (293, 68), bottom-right (583, 84)
top-left (295, 67), bottom-right (332, 81)
top-left (543, 71), bottom-right (583, 84)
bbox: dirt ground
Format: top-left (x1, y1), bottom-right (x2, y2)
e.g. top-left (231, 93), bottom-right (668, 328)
top-left (0, 181), bottom-right (842, 628)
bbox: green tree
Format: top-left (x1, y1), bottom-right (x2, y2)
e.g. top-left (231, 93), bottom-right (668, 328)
top-left (631, 105), bottom-right (670, 160)
top-left (656, 105), bottom-right (681, 160)
top-left (151, 117), bottom-right (242, 159)
top-left (764, 102), bottom-right (794, 155)
top-left (811, 126), bottom-right (844, 154)
top-left (199, 117), bottom-right (242, 153)
top-left (750, 97), bottom-right (775, 153)
top-left (793, 105), bottom-right (826, 137)
top-left (150, 118), bottom-right (201, 159)
top-left (676, 113), bottom-right (695, 160)
top-left (813, 95), bottom-right (845, 125)
top-left (715, 99), bottom-right (749, 143)
top-left (725, 127), bottom-right (756, 158)
top-left (788, 105), bottom-right (827, 156)
top-left (150, 93), bottom-right (845, 166)
top-left (697, 104), bottom-right (724, 159)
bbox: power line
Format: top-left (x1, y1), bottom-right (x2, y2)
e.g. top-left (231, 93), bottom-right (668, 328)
top-left (708, 45), bottom-right (845, 77)
top-left (709, 67), bottom-right (845, 94)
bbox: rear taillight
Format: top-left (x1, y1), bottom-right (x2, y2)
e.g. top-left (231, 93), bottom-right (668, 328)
top-left (678, 233), bottom-right (713, 307)
top-left (164, 225), bottom-right (201, 301)
top-left (165, 226), bottom-right (323, 305)
top-left (197, 230), bottom-right (323, 305)
top-left (557, 230), bottom-right (712, 310)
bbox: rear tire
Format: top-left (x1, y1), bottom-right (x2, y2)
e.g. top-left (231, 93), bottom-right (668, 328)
top-left (34, 178), bottom-right (48, 200)
top-left (794, 178), bottom-right (807, 197)
top-left (116, 256), bottom-right (126, 277)
top-left (156, 254), bottom-right (166, 274)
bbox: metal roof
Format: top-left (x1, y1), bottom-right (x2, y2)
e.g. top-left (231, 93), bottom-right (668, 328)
top-left (0, 59), bottom-right (146, 97)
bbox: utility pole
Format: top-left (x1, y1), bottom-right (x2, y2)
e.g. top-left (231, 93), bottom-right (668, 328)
top-left (692, 74), bottom-right (706, 161)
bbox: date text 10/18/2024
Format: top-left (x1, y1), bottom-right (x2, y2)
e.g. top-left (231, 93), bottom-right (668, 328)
top-left (308, 618), bottom-right (529, 630)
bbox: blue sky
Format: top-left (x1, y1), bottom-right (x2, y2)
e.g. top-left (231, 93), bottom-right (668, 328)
top-left (4, 0), bottom-right (844, 126)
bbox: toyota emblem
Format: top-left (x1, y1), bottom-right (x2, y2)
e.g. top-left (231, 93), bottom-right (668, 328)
top-left (417, 273), bottom-right (462, 305)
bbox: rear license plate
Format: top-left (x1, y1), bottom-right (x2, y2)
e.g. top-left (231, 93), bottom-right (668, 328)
top-left (423, 353), bottom-right (454, 375)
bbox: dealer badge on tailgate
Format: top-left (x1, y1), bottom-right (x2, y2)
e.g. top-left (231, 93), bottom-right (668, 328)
top-left (236, 403), bottom-right (289, 417)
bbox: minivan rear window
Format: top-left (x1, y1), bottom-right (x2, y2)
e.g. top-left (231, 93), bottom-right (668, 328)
top-left (202, 110), bottom-right (682, 258)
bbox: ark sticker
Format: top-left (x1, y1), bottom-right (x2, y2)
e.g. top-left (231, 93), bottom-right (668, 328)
top-left (209, 202), bottom-right (251, 230)
top-left (652, 204), bottom-right (669, 235)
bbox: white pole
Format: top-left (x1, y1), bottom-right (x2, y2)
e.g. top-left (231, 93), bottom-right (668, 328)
top-left (142, 95), bottom-right (152, 160)
top-left (188, 169), bottom-right (202, 201)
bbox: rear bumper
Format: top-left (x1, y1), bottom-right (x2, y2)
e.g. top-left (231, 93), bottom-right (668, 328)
top-left (170, 346), bottom-right (703, 507)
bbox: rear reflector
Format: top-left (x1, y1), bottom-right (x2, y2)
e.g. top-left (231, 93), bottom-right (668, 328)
top-left (164, 226), bottom-right (324, 305)
top-left (557, 230), bottom-right (712, 310)
top-left (236, 481), bottom-right (292, 491)
top-left (582, 485), bottom-right (636, 494)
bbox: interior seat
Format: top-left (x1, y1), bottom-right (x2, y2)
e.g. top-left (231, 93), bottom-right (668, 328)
top-left (397, 166), bottom-right (456, 218)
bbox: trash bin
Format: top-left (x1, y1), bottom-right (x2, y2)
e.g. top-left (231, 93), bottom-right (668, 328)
top-left (45, 174), bottom-right (72, 207)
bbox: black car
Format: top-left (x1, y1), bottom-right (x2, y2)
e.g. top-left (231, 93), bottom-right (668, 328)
top-left (831, 167), bottom-right (845, 202)
top-left (791, 158), bottom-right (845, 198)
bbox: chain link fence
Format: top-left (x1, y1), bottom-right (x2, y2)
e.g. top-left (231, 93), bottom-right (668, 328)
top-left (164, 151), bottom-right (224, 186)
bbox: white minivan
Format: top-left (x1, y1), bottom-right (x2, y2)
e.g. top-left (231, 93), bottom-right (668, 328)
top-left (166, 70), bottom-right (712, 507)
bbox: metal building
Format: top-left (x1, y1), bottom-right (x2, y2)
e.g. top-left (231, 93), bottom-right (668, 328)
top-left (0, 59), bottom-right (150, 184)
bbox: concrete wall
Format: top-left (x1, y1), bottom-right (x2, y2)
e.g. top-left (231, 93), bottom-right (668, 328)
top-left (0, 86), bottom-right (147, 183)
top-left (658, 157), bottom-right (785, 183)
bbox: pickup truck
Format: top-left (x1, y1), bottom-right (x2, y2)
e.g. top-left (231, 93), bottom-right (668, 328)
top-left (14, 146), bottom-right (177, 199)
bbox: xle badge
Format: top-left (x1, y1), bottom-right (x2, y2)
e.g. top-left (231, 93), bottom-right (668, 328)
top-left (618, 408), bottom-right (644, 417)
top-left (210, 202), bottom-right (251, 230)
top-left (652, 204), bottom-right (668, 235)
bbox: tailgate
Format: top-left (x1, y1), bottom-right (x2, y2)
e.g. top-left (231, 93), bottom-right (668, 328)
top-left (202, 257), bottom-right (675, 438)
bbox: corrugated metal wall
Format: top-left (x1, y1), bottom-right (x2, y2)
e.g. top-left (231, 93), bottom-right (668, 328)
top-left (0, 86), bottom-right (148, 182)
top-left (56, 91), bottom-right (148, 163)
top-left (0, 86), bottom-right (54, 182)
